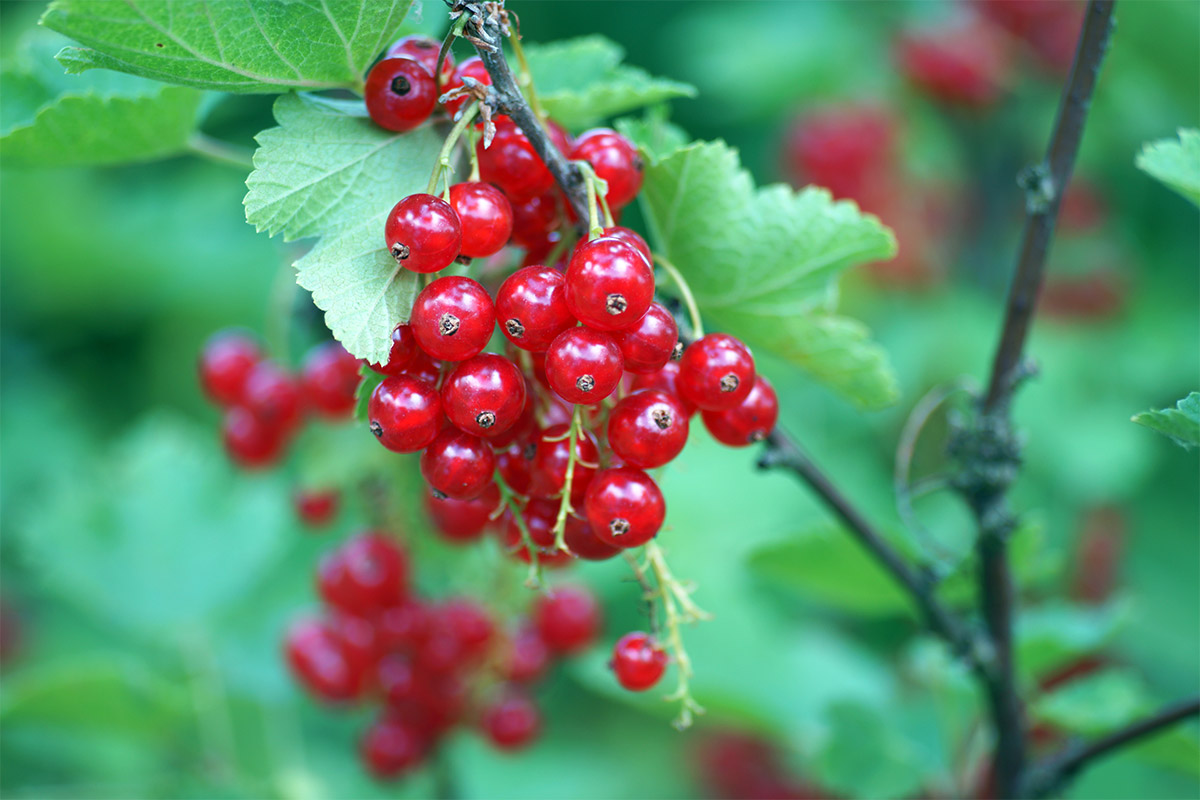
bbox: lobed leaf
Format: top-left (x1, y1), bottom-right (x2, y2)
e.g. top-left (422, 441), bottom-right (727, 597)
top-left (1136, 129), bottom-right (1200, 207)
top-left (1132, 391), bottom-right (1200, 450)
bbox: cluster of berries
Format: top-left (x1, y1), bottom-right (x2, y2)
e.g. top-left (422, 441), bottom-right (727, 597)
top-left (285, 531), bottom-right (605, 778)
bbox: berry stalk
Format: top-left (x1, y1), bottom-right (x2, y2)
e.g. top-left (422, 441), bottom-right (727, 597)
top-left (494, 469), bottom-right (544, 589)
top-left (551, 406), bottom-right (584, 552)
top-left (653, 253), bottom-right (704, 339)
top-left (427, 101), bottom-right (482, 196)
top-left (642, 540), bottom-right (710, 730)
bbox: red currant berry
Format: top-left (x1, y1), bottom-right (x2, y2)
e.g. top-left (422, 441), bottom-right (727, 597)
top-left (377, 600), bottom-right (431, 652)
top-left (534, 584), bottom-right (601, 654)
top-left (328, 611), bottom-right (383, 677)
top-left (496, 440), bottom-right (534, 495)
top-left (243, 361), bottom-right (305, 432)
top-left (401, 350), bottom-right (443, 386)
top-left (584, 468), bottom-right (666, 549)
top-left (425, 482), bottom-right (500, 543)
top-left (301, 341), bottom-right (362, 418)
top-left (285, 617), bottom-right (364, 702)
top-left (630, 361), bottom-right (697, 416)
top-left (895, 19), bottom-right (1010, 109)
top-left (361, 717), bottom-right (427, 778)
top-left (613, 302), bottom-right (678, 374)
top-left (385, 193), bottom-right (462, 274)
top-left (477, 116), bottom-right (570, 201)
top-left (485, 392), bottom-right (537, 448)
top-left (222, 406), bottom-right (286, 469)
top-left (368, 324), bottom-right (420, 376)
top-left (562, 514), bottom-right (621, 561)
top-left (495, 518), bottom-right (574, 568)
top-left (318, 533), bottom-right (409, 616)
top-left (610, 631), bottom-right (668, 691)
top-left (508, 497), bottom-right (561, 549)
top-left (570, 129), bottom-right (644, 209)
top-left (377, 653), bottom-right (419, 707)
top-left (295, 488), bottom-right (339, 527)
top-left (365, 57), bottom-right (438, 132)
top-left (509, 192), bottom-right (563, 249)
top-left (449, 182), bottom-right (513, 258)
top-left (438, 597), bottom-right (496, 662)
top-left (199, 330), bottom-right (260, 406)
top-left (441, 354), bottom-right (527, 437)
top-left (410, 276), bottom-right (495, 362)
top-left (442, 56), bottom-right (491, 118)
top-left (496, 267), bottom-right (576, 352)
top-left (677, 333), bottom-right (756, 411)
top-left (565, 237), bottom-right (654, 332)
top-left (368, 376), bottom-right (443, 452)
top-left (600, 226), bottom-right (652, 264)
top-left (419, 428), bottom-right (496, 500)
top-left (386, 34), bottom-right (455, 86)
top-left (529, 424), bottom-right (599, 504)
top-left (702, 375), bottom-right (779, 447)
top-left (480, 693), bottom-right (541, 751)
top-left (544, 327), bottom-right (624, 405)
top-left (607, 390), bottom-right (689, 469)
top-left (503, 625), bottom-right (551, 683)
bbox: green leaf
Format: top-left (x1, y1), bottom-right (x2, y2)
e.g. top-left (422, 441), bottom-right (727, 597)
top-left (1136, 129), bottom-right (1200, 206)
top-left (1032, 668), bottom-right (1151, 736)
top-left (246, 93), bottom-right (441, 363)
top-left (524, 36), bottom-right (696, 129)
top-left (40, 0), bottom-right (414, 93)
top-left (615, 106), bottom-right (689, 164)
top-left (1016, 601), bottom-right (1130, 684)
top-left (1132, 392), bottom-right (1200, 450)
top-left (813, 702), bottom-right (928, 800)
top-left (0, 28), bottom-right (203, 166)
top-left (639, 140), bottom-right (899, 409)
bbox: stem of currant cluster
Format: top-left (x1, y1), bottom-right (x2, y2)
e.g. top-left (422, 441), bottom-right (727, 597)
top-left (426, 102), bottom-right (481, 196)
top-left (641, 540), bottom-right (710, 730)
top-left (576, 162), bottom-right (606, 240)
top-left (494, 470), bottom-right (543, 588)
top-left (551, 407), bottom-right (584, 552)
top-left (653, 254), bottom-right (704, 338)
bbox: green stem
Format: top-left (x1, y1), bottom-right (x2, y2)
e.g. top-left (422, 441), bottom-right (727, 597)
top-left (552, 407), bottom-right (583, 552)
top-left (187, 133), bottom-right (254, 170)
top-left (494, 470), bottom-right (543, 588)
top-left (654, 253), bottom-right (704, 338)
top-left (427, 103), bottom-right (481, 195)
top-left (576, 162), bottom-right (605, 239)
top-left (642, 541), bottom-right (711, 730)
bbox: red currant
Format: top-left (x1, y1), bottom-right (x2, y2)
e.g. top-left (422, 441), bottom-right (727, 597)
top-left (243, 361), bottom-right (305, 432)
top-left (570, 129), bottom-right (644, 209)
top-left (613, 302), bottom-right (678, 374)
top-left (529, 423), bottom-right (600, 504)
top-left (377, 600), bottom-right (431, 652)
top-left (368, 324), bottom-right (419, 376)
top-left (607, 390), bottom-right (689, 469)
top-left (477, 116), bottom-right (570, 201)
top-left (368, 375), bottom-right (443, 452)
top-left (385, 193), bottom-right (462, 274)
top-left (301, 341), bottom-right (362, 418)
top-left (562, 514), bottom-right (621, 561)
top-left (441, 354), bottom-right (527, 437)
top-left (702, 375), bottom-right (779, 447)
top-left (365, 57), bottom-right (438, 132)
top-left (295, 488), bottom-right (339, 527)
top-left (425, 483), bottom-right (500, 543)
top-left (496, 267), bottom-right (576, 352)
top-left (419, 428), bottom-right (496, 500)
top-left (584, 468), bottom-right (666, 549)
top-left (317, 533), bottom-right (409, 616)
top-left (565, 237), bottom-right (654, 332)
top-left (677, 333), bottom-right (755, 411)
top-left (630, 361), bottom-right (697, 417)
top-left (534, 584), bottom-right (601, 654)
top-left (327, 611), bottom-right (382, 678)
top-left (438, 597), bottom-right (496, 661)
top-left (442, 56), bottom-right (491, 118)
top-left (285, 617), bottom-right (364, 702)
top-left (410, 276), bottom-right (495, 362)
top-left (508, 497), bottom-right (561, 549)
top-left (386, 34), bottom-right (455, 86)
top-left (600, 226), bottom-right (652, 264)
top-left (480, 693), bottom-right (541, 751)
top-left (449, 182), bottom-right (513, 258)
top-left (199, 330), bottom-right (260, 406)
top-left (611, 631), bottom-right (668, 691)
top-left (401, 350), bottom-right (443, 386)
top-left (895, 19), bottom-right (1010, 109)
top-left (361, 717), bottom-right (427, 778)
top-left (503, 625), bottom-right (551, 684)
top-left (508, 192), bottom-right (563, 249)
top-left (222, 406), bottom-right (286, 469)
top-left (377, 653), bottom-right (419, 706)
top-left (544, 327), bottom-right (624, 405)
top-left (495, 440), bottom-right (534, 495)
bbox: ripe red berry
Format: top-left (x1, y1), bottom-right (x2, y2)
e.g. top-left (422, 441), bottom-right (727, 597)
top-left (285, 617), bottom-right (365, 702)
top-left (410, 276), bottom-right (495, 362)
top-left (449, 182), bottom-right (513, 258)
top-left (611, 631), bottom-right (668, 691)
top-left (477, 116), bottom-right (570, 201)
top-left (508, 192), bottom-right (563, 249)
top-left (424, 483), bottom-right (500, 543)
top-left (584, 467), bottom-right (666, 549)
top-left (438, 597), bottom-right (496, 661)
top-left (544, 327), bottom-right (624, 405)
top-left (368, 375), bottom-right (443, 452)
top-left (222, 406), bottom-right (287, 469)
top-left (386, 34), bottom-right (456, 86)
top-left (442, 55), bottom-right (492, 118)
top-left (895, 19), bottom-right (1010, 109)
top-left (507, 497), bottom-right (562, 550)
top-left (361, 717), bottom-right (427, 778)
top-left (529, 423), bottom-right (600, 504)
top-left (629, 361), bottom-right (697, 416)
top-left (570, 129), bottom-right (644, 209)
top-left (301, 341), bottom-right (362, 418)
top-left (677, 333), bottom-right (756, 411)
top-left (441, 354), bottom-right (528, 437)
top-left (496, 267), bottom-right (576, 352)
top-left (599, 226), bottom-right (652, 264)
top-left (562, 514), bottom-right (621, 561)
top-left (402, 350), bottom-right (443, 385)
top-left (534, 585), bottom-right (601, 654)
top-left (243, 361), bottom-right (305, 432)
top-left (368, 324), bottom-right (420, 376)
top-left (480, 693), bottom-right (541, 751)
top-left (327, 611), bottom-right (382, 678)
top-left (496, 440), bottom-right (534, 495)
top-left (377, 653), bottom-right (419, 707)
top-left (318, 533), bottom-right (409, 616)
top-left (385, 193), bottom-right (462, 274)
top-left (613, 302), bottom-right (678, 374)
top-left (784, 105), bottom-right (896, 203)
top-left (504, 625), bottom-right (551, 684)
top-left (607, 390), bottom-right (689, 469)
top-left (296, 488), bottom-right (339, 527)
top-left (566, 237), bottom-right (654, 332)
top-left (702, 376), bottom-right (778, 447)
top-left (365, 57), bottom-right (438, 132)
top-left (419, 428), bottom-right (496, 500)
top-left (377, 600), bottom-right (431, 652)
top-left (199, 330), bottom-right (260, 406)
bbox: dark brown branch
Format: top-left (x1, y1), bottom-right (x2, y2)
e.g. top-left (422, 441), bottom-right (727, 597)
top-left (1025, 697), bottom-right (1200, 798)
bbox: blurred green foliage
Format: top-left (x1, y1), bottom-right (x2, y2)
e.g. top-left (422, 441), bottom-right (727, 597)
top-left (1, 1), bottom-right (1198, 799)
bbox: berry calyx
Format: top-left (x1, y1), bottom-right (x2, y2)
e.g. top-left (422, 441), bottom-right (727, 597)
top-left (534, 585), bottom-right (601, 654)
top-left (301, 341), bottom-right (363, 418)
top-left (495, 266), bottom-right (576, 352)
top-left (199, 330), bottom-right (260, 406)
top-left (584, 467), bottom-right (666, 549)
top-left (565, 237), bottom-right (654, 332)
top-left (386, 34), bottom-right (455, 86)
top-left (368, 376), bottom-right (443, 453)
top-left (610, 631), bottom-right (668, 691)
top-left (561, 514), bottom-right (621, 561)
top-left (613, 302), bottom-right (679, 374)
top-left (448, 182), bottom-right (513, 258)
top-left (419, 428), bottom-right (496, 500)
top-left (630, 361), bottom-right (698, 417)
top-left (701, 375), bottom-right (779, 447)
top-left (440, 354), bottom-right (527, 437)
top-left (385, 194), bottom-right (462, 274)
top-left (410, 276), bottom-right (496, 362)
top-left (569, 129), bottom-right (644, 209)
top-left (365, 58), bottom-right (438, 132)
top-left (369, 324), bottom-right (420, 376)
top-left (480, 693), bottom-right (541, 751)
top-left (677, 333), bottom-right (756, 411)
top-left (607, 390), bottom-right (690, 469)
top-left (544, 327), bottom-right (624, 405)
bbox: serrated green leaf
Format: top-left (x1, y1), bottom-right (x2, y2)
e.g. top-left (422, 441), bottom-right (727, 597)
top-left (615, 106), bottom-right (688, 164)
top-left (40, 0), bottom-right (414, 93)
top-left (639, 139), bottom-right (899, 408)
top-left (524, 35), bottom-right (696, 129)
top-left (1132, 392), bottom-right (1200, 450)
top-left (1136, 129), bottom-right (1200, 206)
top-left (1033, 668), bottom-right (1151, 736)
top-left (246, 93), bottom-right (441, 363)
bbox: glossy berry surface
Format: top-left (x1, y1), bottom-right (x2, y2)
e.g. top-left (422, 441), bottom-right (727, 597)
top-left (318, 533), bottom-right (409, 616)
top-left (529, 424), bottom-right (600, 504)
top-left (443, 56), bottom-right (491, 118)
top-left (402, 350), bottom-right (443, 386)
top-left (302, 342), bottom-right (362, 418)
top-left (222, 406), bottom-right (285, 468)
top-left (424, 483), bottom-right (500, 543)
top-left (496, 267), bottom-right (576, 352)
top-left (702, 376), bottom-right (779, 447)
top-left (584, 467), bottom-right (666, 549)
top-left (199, 330), bottom-right (260, 406)
top-left (365, 57), bottom-right (438, 132)
top-left (243, 361), bottom-right (304, 432)
top-left (368, 376), bottom-right (443, 453)
top-left (296, 489), bottom-right (339, 527)
top-left (534, 585), bottom-right (601, 654)
top-left (613, 302), bottom-right (678, 374)
top-left (449, 182), bottom-right (513, 258)
top-left (570, 129), bottom-right (644, 209)
top-left (544, 327), bottom-right (624, 405)
top-left (608, 390), bottom-right (689, 469)
top-left (369, 324), bottom-right (420, 376)
top-left (410, 276), bottom-right (495, 362)
top-left (385, 34), bottom-right (455, 85)
top-left (385, 194), bottom-right (462, 274)
top-left (565, 237), bottom-right (654, 332)
top-left (440, 354), bottom-right (527, 437)
top-left (562, 514), bottom-right (621, 561)
top-left (361, 717), bottom-right (426, 778)
top-left (477, 116), bottom-right (568, 201)
top-left (480, 693), bottom-right (541, 751)
top-left (419, 428), bottom-right (495, 500)
top-left (285, 618), bottom-right (364, 702)
top-left (611, 631), bottom-right (668, 691)
top-left (508, 193), bottom-right (562, 249)
top-left (600, 226), bottom-right (652, 264)
top-left (630, 361), bottom-right (698, 417)
top-left (677, 333), bottom-right (756, 411)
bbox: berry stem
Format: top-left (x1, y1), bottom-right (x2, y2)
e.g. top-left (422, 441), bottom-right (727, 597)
top-left (653, 253), bottom-right (704, 338)
top-left (494, 469), bottom-right (544, 589)
top-left (576, 162), bottom-right (605, 240)
top-left (622, 551), bottom-right (661, 636)
top-left (551, 406), bottom-right (583, 552)
top-left (427, 101), bottom-right (481, 196)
